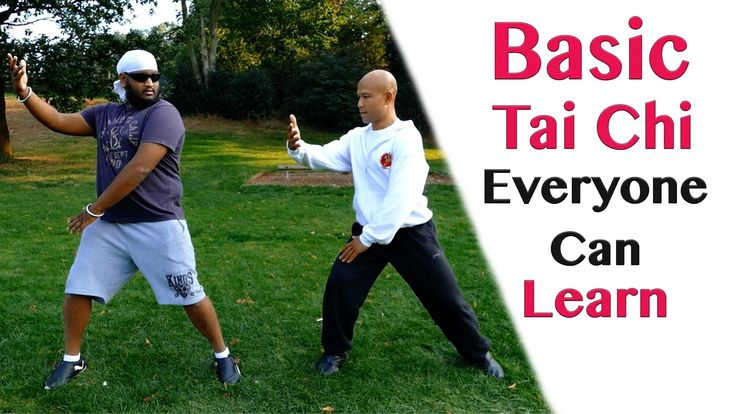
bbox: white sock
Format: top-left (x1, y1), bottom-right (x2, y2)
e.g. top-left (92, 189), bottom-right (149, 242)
top-left (63, 353), bottom-right (81, 362)
top-left (214, 347), bottom-right (230, 359)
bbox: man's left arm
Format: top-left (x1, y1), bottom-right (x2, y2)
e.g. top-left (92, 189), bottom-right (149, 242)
top-left (68, 142), bottom-right (168, 233)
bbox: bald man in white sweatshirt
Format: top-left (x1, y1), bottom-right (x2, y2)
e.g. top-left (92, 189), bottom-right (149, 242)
top-left (287, 70), bottom-right (504, 378)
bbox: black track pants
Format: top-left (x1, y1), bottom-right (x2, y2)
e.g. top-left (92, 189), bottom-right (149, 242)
top-left (320, 220), bottom-right (490, 364)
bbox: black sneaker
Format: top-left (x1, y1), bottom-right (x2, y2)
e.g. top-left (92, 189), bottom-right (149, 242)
top-left (214, 356), bottom-right (241, 385)
top-left (44, 357), bottom-right (87, 390)
top-left (315, 353), bottom-right (347, 376)
top-left (477, 351), bottom-right (505, 378)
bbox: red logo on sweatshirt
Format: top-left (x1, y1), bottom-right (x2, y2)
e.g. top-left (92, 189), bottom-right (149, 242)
top-left (380, 152), bottom-right (392, 168)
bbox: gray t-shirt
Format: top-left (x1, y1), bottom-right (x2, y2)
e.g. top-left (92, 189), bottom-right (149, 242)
top-left (81, 100), bottom-right (185, 223)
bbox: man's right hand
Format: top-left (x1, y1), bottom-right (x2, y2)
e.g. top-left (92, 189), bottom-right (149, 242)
top-left (287, 114), bottom-right (301, 150)
top-left (6, 52), bottom-right (93, 136)
top-left (7, 53), bottom-right (30, 99)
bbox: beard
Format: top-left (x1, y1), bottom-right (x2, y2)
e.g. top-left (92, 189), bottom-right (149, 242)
top-left (125, 84), bottom-right (161, 110)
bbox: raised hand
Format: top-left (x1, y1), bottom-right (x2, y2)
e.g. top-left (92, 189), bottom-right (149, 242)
top-left (287, 114), bottom-right (301, 150)
top-left (6, 53), bottom-right (30, 99)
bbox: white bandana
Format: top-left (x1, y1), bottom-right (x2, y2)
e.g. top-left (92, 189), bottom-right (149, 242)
top-left (112, 50), bottom-right (158, 101)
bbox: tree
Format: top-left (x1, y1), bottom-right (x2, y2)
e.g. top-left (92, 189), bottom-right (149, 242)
top-left (333, 0), bottom-right (389, 69)
top-left (179, 0), bottom-right (222, 91)
top-left (169, 0), bottom-right (352, 117)
top-left (217, 0), bottom-right (345, 72)
top-left (15, 27), bottom-right (178, 114)
top-left (212, 0), bottom-right (381, 120)
top-left (0, 0), bottom-right (152, 161)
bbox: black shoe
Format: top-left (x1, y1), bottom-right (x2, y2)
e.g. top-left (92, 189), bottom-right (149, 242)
top-left (316, 353), bottom-right (347, 376)
top-left (478, 352), bottom-right (505, 378)
top-left (214, 356), bottom-right (241, 385)
top-left (44, 357), bottom-right (87, 390)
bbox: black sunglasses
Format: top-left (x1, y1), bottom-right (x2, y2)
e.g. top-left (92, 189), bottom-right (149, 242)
top-left (125, 72), bottom-right (161, 83)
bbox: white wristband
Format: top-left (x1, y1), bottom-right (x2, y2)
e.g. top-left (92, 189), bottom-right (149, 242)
top-left (84, 203), bottom-right (104, 218)
top-left (17, 87), bottom-right (33, 103)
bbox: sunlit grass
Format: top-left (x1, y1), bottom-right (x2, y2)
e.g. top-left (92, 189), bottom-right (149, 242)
top-left (424, 148), bottom-right (444, 160)
top-left (0, 97), bottom-right (549, 413)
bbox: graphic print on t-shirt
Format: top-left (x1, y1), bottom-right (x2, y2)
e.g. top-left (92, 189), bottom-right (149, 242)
top-left (99, 114), bottom-right (140, 170)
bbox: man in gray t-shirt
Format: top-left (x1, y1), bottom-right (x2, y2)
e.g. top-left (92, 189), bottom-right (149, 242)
top-left (81, 99), bottom-right (186, 222)
top-left (7, 50), bottom-right (241, 389)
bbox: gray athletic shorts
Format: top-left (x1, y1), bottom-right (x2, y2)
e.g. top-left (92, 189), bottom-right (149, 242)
top-left (66, 219), bottom-right (206, 306)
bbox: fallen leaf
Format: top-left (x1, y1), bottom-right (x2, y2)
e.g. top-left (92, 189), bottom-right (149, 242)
top-left (29, 304), bottom-right (37, 312)
top-left (229, 338), bottom-right (241, 346)
top-left (508, 383), bottom-right (517, 390)
top-left (236, 292), bottom-right (255, 305)
top-left (143, 393), bottom-right (158, 402)
top-left (321, 406), bottom-right (335, 412)
top-left (236, 297), bottom-right (254, 305)
top-left (144, 338), bottom-right (152, 348)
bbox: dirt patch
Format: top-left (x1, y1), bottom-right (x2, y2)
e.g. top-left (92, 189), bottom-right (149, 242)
top-left (183, 114), bottom-right (279, 135)
top-left (246, 170), bottom-right (453, 187)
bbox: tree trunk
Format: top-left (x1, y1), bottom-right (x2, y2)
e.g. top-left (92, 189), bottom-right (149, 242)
top-left (199, 15), bottom-right (210, 88)
top-left (207, 0), bottom-right (222, 72)
top-left (197, 0), bottom-right (222, 90)
top-left (180, 0), bottom-right (203, 89)
top-left (0, 77), bottom-right (13, 162)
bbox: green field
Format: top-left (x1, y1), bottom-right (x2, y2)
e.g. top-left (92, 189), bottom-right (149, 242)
top-left (0, 101), bottom-right (550, 413)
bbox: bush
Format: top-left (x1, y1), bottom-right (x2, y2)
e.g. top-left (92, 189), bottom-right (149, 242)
top-left (167, 58), bottom-right (208, 115)
top-left (208, 68), bottom-right (275, 120)
top-left (284, 53), bottom-right (366, 131)
top-left (167, 49), bottom-right (432, 141)
top-left (169, 61), bottom-right (276, 121)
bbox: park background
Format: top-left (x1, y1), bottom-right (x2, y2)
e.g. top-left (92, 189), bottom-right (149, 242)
top-left (0, 0), bottom-right (549, 412)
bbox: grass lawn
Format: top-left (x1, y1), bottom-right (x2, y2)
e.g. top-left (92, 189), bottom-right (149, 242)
top-left (0, 98), bottom-right (550, 413)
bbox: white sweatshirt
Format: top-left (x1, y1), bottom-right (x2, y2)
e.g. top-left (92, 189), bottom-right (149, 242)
top-left (287, 119), bottom-right (433, 246)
